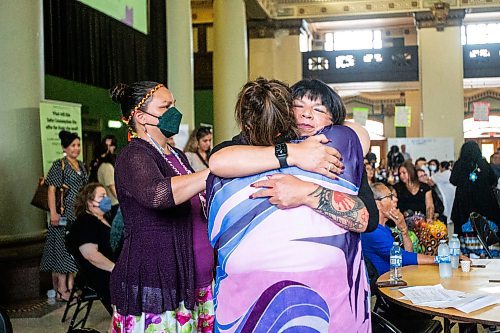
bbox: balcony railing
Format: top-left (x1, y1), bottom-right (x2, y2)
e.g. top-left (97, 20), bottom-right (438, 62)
top-left (463, 43), bottom-right (500, 79)
top-left (302, 46), bottom-right (419, 84)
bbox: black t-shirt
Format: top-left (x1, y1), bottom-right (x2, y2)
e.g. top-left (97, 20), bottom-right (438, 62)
top-left (210, 133), bottom-right (379, 232)
top-left (67, 213), bottom-right (114, 288)
top-left (394, 182), bottom-right (431, 215)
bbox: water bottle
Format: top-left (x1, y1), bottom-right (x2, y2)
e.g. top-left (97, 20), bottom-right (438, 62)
top-left (449, 234), bottom-right (460, 269)
top-left (47, 289), bottom-right (56, 305)
top-left (390, 242), bottom-right (403, 281)
top-left (438, 240), bottom-right (452, 278)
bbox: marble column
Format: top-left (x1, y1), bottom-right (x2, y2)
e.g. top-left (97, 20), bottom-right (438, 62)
top-left (213, 0), bottom-right (248, 144)
top-left (0, 0), bottom-right (47, 302)
top-left (167, 0), bottom-right (195, 131)
top-left (418, 22), bottom-right (465, 157)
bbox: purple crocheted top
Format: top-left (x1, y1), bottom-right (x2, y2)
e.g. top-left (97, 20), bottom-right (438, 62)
top-left (110, 139), bottom-right (196, 315)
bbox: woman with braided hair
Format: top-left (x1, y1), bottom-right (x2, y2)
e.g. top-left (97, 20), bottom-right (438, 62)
top-left (109, 82), bottom-right (214, 333)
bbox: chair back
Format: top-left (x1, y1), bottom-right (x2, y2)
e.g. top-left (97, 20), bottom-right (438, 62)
top-left (364, 256), bottom-right (380, 295)
top-left (470, 212), bottom-right (500, 258)
top-left (371, 311), bottom-right (402, 333)
top-left (0, 307), bottom-right (12, 333)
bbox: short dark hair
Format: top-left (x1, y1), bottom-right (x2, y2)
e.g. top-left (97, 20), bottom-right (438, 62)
top-left (429, 159), bottom-right (439, 166)
top-left (291, 79), bottom-right (346, 125)
top-left (440, 161), bottom-right (450, 170)
top-left (103, 135), bottom-right (117, 147)
top-left (415, 157), bottom-right (427, 164)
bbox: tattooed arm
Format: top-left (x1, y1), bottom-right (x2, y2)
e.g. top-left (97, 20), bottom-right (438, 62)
top-left (307, 185), bottom-right (368, 232)
top-left (250, 174), bottom-right (369, 232)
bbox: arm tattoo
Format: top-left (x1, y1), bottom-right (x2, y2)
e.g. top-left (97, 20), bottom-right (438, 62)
top-left (426, 206), bottom-right (434, 220)
top-left (308, 185), bottom-right (368, 232)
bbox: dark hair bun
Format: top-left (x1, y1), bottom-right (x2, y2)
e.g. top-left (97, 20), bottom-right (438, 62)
top-left (110, 83), bottom-right (128, 104)
top-left (59, 130), bottom-right (71, 141)
top-left (59, 130), bottom-right (79, 148)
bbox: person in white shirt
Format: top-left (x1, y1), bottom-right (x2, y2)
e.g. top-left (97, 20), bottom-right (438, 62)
top-left (401, 144), bottom-right (411, 161)
top-left (431, 161), bottom-right (456, 224)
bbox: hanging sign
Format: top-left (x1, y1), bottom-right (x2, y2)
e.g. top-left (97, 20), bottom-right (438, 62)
top-left (395, 106), bottom-right (411, 127)
top-left (353, 107), bottom-right (369, 126)
top-left (473, 102), bottom-right (490, 121)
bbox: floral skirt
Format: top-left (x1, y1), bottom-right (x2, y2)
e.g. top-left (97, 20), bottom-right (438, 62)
top-left (112, 285), bottom-right (214, 333)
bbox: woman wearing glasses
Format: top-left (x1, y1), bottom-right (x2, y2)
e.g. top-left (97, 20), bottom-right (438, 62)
top-left (361, 182), bottom-right (440, 277)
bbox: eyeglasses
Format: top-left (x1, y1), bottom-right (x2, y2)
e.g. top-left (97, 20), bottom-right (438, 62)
top-left (375, 193), bottom-right (395, 201)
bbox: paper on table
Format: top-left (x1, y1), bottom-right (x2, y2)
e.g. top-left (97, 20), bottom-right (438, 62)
top-left (399, 284), bottom-right (464, 304)
top-left (399, 284), bottom-right (500, 313)
top-left (456, 295), bottom-right (499, 314)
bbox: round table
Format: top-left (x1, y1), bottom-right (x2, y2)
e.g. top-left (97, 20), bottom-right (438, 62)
top-left (377, 260), bottom-right (500, 329)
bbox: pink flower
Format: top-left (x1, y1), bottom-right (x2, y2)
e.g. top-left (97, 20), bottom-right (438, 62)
top-left (112, 315), bottom-right (136, 332)
top-left (196, 288), bottom-right (213, 303)
top-left (176, 312), bottom-right (192, 326)
top-left (197, 314), bottom-right (215, 332)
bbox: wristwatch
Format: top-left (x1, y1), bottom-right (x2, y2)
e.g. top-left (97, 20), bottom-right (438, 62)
top-left (274, 143), bottom-right (288, 168)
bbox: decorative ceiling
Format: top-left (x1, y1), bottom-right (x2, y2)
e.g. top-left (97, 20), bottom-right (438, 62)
top-left (191, 1), bottom-right (500, 23)
top-left (252, 0), bottom-right (500, 20)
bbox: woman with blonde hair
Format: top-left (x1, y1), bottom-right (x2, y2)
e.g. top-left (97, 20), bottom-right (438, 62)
top-left (184, 126), bottom-right (212, 171)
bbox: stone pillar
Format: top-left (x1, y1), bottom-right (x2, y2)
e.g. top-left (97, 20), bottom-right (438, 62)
top-left (417, 11), bottom-right (465, 157)
top-left (167, 0), bottom-right (195, 130)
top-left (248, 22), bottom-right (303, 85)
top-left (213, 0), bottom-right (248, 144)
top-left (0, 0), bottom-right (47, 302)
top-left (405, 90), bottom-right (422, 138)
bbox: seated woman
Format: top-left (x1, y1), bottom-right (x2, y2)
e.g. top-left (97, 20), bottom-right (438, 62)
top-left (184, 126), bottom-right (212, 172)
top-left (67, 183), bottom-right (115, 313)
top-left (207, 78), bottom-right (372, 332)
top-left (394, 160), bottom-right (435, 222)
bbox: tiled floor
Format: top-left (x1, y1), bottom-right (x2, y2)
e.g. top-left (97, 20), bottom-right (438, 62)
top-left (11, 301), bottom-right (110, 333)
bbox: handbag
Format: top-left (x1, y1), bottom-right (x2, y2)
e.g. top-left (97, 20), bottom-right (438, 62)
top-left (30, 159), bottom-right (69, 214)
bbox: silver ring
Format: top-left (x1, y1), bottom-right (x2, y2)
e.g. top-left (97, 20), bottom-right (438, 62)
top-left (327, 163), bottom-right (333, 172)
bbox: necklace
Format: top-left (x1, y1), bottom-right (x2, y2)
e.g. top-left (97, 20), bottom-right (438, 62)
top-left (143, 134), bottom-right (207, 218)
top-left (66, 157), bottom-right (81, 174)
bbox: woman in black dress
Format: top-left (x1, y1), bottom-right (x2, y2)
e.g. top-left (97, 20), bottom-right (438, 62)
top-left (450, 141), bottom-right (499, 236)
top-left (67, 183), bottom-right (115, 312)
top-left (394, 160), bottom-right (435, 222)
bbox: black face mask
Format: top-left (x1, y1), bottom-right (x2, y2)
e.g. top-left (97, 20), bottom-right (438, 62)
top-left (143, 107), bottom-right (183, 138)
